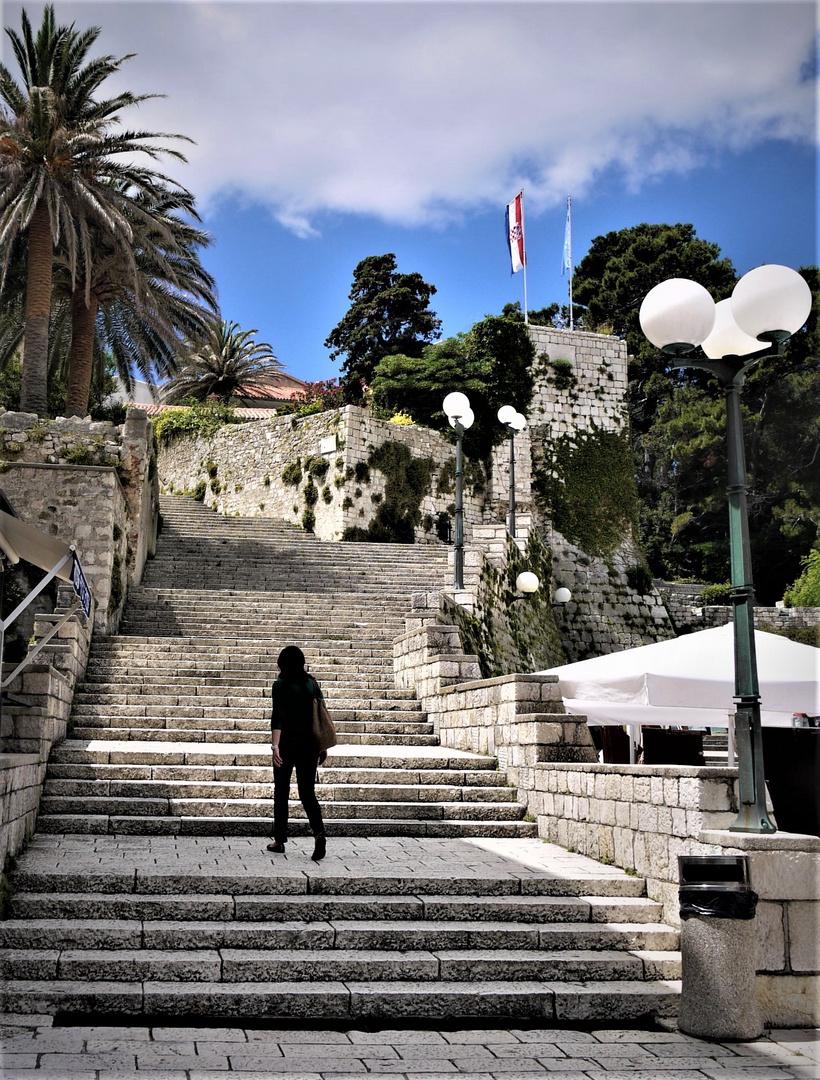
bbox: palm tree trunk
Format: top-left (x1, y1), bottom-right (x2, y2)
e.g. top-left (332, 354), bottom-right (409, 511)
top-left (20, 197), bottom-right (53, 416)
top-left (65, 290), bottom-right (99, 417)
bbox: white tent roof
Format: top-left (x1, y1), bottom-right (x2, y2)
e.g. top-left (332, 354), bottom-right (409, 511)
top-left (539, 624), bottom-right (819, 728)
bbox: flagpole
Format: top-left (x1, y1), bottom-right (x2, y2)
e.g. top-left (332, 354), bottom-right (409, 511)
top-left (521, 189), bottom-right (528, 324)
top-left (567, 194), bottom-right (573, 331)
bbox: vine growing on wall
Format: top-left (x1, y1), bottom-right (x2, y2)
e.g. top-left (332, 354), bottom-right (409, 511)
top-left (533, 425), bottom-right (638, 557)
top-left (450, 531), bottom-right (566, 677)
top-left (342, 440), bottom-right (435, 543)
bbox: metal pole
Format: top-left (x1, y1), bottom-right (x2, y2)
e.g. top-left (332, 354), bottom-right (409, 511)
top-left (724, 378), bottom-right (775, 833)
top-left (453, 422), bottom-right (464, 590)
top-left (508, 429), bottom-right (516, 538)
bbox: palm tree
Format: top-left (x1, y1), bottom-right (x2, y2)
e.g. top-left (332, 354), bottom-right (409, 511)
top-left (162, 321), bottom-right (285, 404)
top-left (61, 184), bottom-right (218, 415)
top-left (0, 5), bottom-right (192, 415)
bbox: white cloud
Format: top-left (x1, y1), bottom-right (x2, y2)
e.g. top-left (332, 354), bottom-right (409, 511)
top-left (5, 1), bottom-right (816, 231)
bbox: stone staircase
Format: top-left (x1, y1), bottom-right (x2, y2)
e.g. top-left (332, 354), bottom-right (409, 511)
top-left (0, 494), bottom-right (681, 1022)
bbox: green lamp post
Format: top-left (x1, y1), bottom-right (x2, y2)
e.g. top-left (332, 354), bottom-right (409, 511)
top-left (443, 391), bottom-right (474, 591)
top-left (639, 264), bottom-right (812, 833)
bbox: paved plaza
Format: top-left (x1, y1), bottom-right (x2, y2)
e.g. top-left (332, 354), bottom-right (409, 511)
top-left (1, 1013), bottom-right (818, 1079)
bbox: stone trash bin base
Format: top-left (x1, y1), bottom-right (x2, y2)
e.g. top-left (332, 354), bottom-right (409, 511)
top-left (678, 854), bottom-right (764, 1041)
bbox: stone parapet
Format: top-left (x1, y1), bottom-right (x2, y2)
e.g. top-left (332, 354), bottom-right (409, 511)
top-left (0, 753), bottom-right (44, 871)
top-left (0, 595), bottom-right (92, 867)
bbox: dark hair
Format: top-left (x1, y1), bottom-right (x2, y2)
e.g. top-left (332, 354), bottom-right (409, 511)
top-left (277, 645), bottom-right (307, 679)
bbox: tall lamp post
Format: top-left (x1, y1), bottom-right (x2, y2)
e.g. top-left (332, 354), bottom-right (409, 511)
top-left (639, 264), bottom-right (812, 833)
top-left (497, 406), bottom-right (527, 538)
top-left (443, 392), bottom-right (474, 590)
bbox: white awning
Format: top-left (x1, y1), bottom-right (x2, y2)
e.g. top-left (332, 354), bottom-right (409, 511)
top-left (0, 508), bottom-right (74, 582)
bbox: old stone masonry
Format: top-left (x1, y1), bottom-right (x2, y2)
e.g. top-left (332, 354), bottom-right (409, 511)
top-left (0, 496), bottom-right (681, 1023)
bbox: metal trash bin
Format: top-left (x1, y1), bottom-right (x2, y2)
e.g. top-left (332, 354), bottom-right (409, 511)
top-left (677, 855), bottom-right (763, 1040)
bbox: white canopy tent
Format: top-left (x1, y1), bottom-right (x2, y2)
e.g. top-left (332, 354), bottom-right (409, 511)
top-left (539, 624), bottom-right (819, 761)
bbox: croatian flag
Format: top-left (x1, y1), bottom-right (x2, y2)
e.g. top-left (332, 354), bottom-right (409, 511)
top-left (506, 193), bottom-right (526, 274)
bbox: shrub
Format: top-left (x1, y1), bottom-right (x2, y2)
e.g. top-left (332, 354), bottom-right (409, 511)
top-left (153, 402), bottom-right (239, 444)
top-left (301, 507), bottom-right (315, 532)
top-left (306, 456), bottom-right (330, 480)
top-left (389, 410), bottom-right (415, 425)
top-left (304, 479), bottom-right (319, 507)
top-left (625, 563), bottom-right (653, 595)
top-left (701, 582), bottom-right (732, 605)
top-left (281, 461), bottom-right (302, 485)
top-left (783, 548), bottom-right (820, 608)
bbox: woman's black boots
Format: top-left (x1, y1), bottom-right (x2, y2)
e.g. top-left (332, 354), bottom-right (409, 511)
top-left (312, 833), bottom-right (326, 862)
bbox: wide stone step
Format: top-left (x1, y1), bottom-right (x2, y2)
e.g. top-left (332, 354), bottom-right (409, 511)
top-left (0, 946), bottom-right (676, 983)
top-left (44, 781), bottom-right (514, 804)
top-left (38, 797), bottom-right (528, 822)
top-left (34, 816), bottom-right (538, 838)
top-left (67, 728), bottom-right (440, 746)
top-left (76, 678), bottom-right (417, 695)
top-left (71, 704), bottom-right (426, 723)
top-left (9, 890), bottom-right (661, 922)
top-left (0, 918), bottom-right (678, 952)
top-left (46, 765), bottom-right (508, 786)
top-left (0, 977), bottom-right (680, 1020)
top-left (49, 743), bottom-right (498, 769)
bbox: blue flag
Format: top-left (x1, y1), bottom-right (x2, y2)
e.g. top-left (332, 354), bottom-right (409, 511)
top-left (561, 199), bottom-right (571, 276)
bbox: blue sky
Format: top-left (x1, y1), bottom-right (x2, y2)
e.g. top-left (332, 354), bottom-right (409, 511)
top-left (3, 1), bottom-right (817, 384)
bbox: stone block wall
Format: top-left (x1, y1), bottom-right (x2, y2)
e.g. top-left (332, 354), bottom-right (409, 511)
top-left (0, 592), bottom-right (92, 868)
top-left (0, 409), bottom-right (158, 633)
top-left (0, 753), bottom-right (42, 871)
top-left (521, 329), bottom-right (676, 660)
top-left (158, 407), bottom-right (491, 544)
top-left (549, 530), bottom-right (675, 661)
top-left (527, 327), bottom-right (629, 438)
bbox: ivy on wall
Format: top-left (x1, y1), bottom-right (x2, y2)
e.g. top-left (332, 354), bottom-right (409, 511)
top-left (342, 440), bottom-right (435, 543)
top-left (533, 426), bottom-right (638, 557)
top-left (450, 531), bottom-right (566, 678)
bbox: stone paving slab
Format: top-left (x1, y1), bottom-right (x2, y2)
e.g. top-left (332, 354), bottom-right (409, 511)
top-left (0, 1015), bottom-right (816, 1078)
top-left (8, 836), bottom-right (645, 892)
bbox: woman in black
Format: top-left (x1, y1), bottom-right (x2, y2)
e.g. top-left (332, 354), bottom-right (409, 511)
top-left (268, 645), bottom-right (327, 861)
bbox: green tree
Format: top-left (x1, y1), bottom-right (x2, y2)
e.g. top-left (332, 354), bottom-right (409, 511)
top-left (162, 320), bottom-right (284, 404)
top-left (371, 313), bottom-right (535, 459)
top-left (60, 183), bottom-right (217, 415)
top-left (0, 5), bottom-right (191, 415)
top-left (572, 222), bottom-right (737, 435)
top-left (325, 253), bottom-right (441, 402)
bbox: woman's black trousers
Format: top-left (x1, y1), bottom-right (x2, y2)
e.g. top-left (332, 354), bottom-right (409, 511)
top-left (273, 747), bottom-right (325, 842)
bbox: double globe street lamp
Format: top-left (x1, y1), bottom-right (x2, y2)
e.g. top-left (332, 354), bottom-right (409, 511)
top-left (497, 406), bottom-right (527, 537)
top-left (442, 392), bottom-right (474, 590)
top-left (639, 264), bottom-right (812, 833)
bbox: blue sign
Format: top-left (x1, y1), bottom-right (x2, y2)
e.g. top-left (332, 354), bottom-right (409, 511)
top-left (72, 554), bottom-right (92, 618)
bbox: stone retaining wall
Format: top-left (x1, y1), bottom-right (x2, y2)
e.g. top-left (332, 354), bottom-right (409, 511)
top-left (395, 610), bottom-right (820, 1027)
top-left (0, 409), bottom-right (158, 633)
top-left (0, 591), bottom-right (92, 868)
top-left (0, 753), bottom-right (42, 872)
top-left (654, 582), bottom-right (820, 639)
top-left (158, 406), bottom-right (490, 543)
